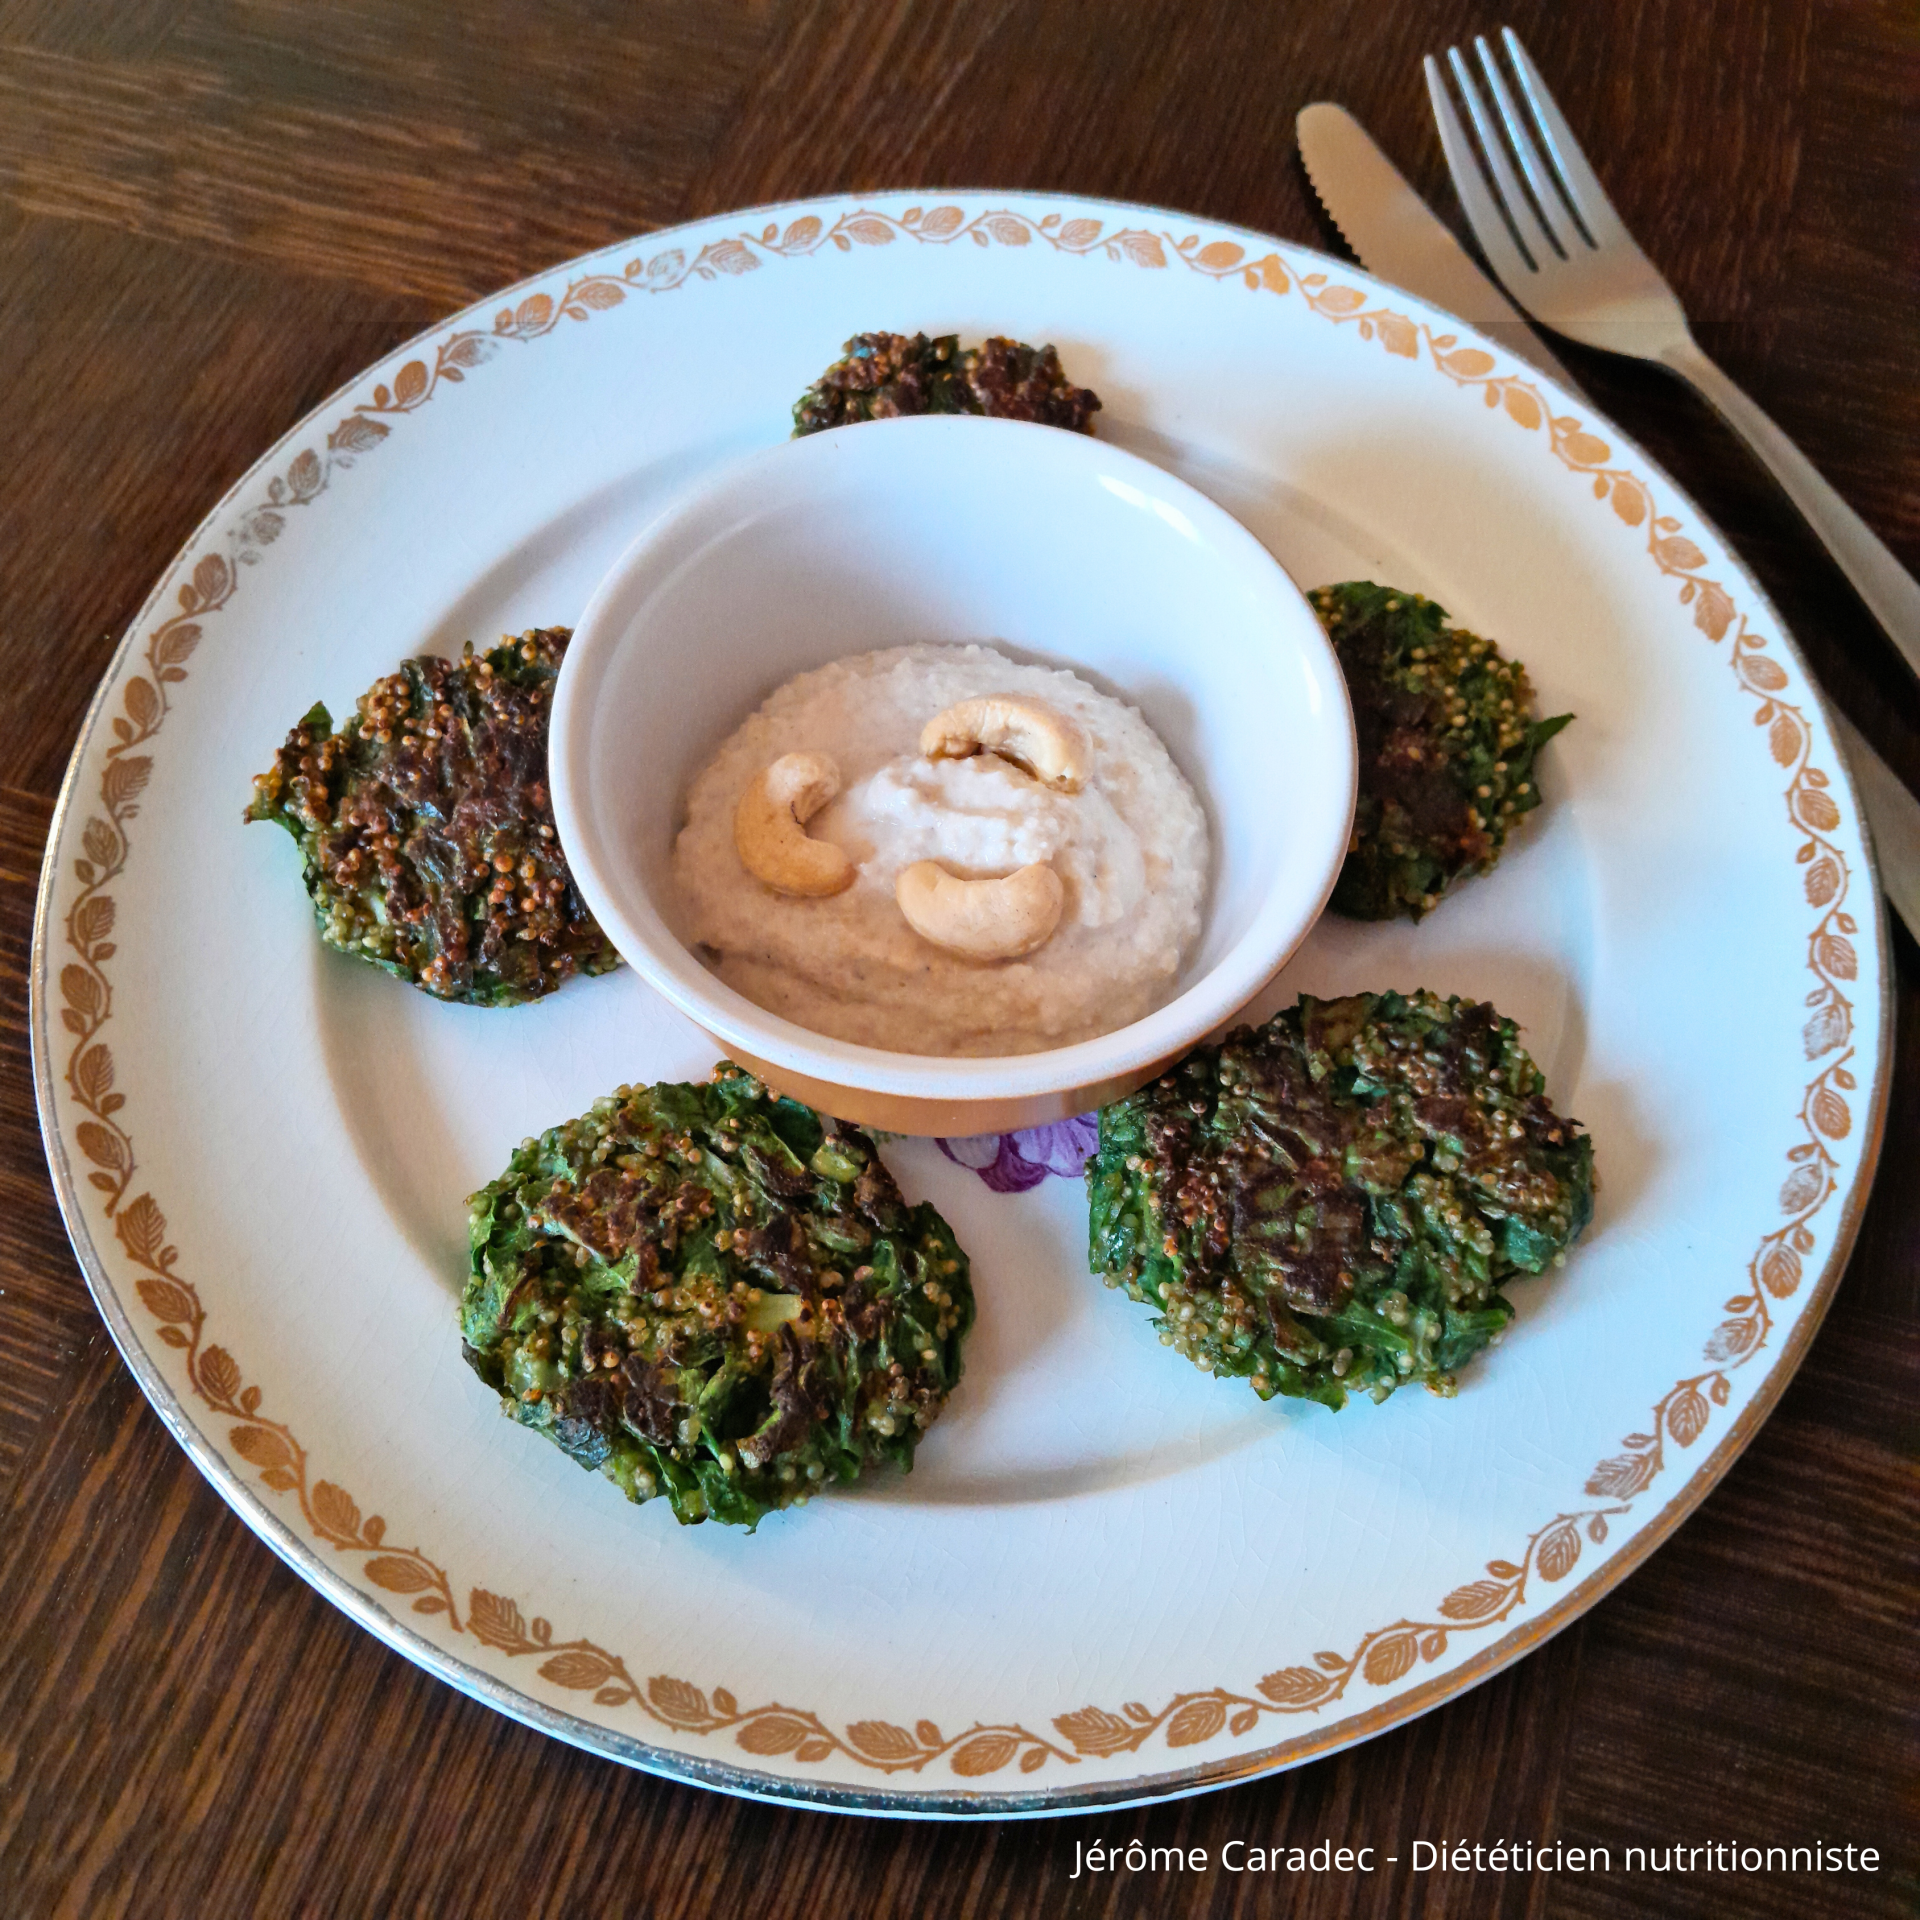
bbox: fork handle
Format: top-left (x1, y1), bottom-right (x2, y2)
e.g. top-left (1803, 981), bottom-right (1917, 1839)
top-left (1659, 337), bottom-right (1920, 682)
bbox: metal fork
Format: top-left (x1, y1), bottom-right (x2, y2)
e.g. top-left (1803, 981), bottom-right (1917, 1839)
top-left (1426, 28), bottom-right (1920, 683)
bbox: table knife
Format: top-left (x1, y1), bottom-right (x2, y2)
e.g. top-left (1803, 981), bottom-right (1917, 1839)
top-left (1297, 102), bottom-right (1576, 388)
top-left (1295, 100), bottom-right (1920, 945)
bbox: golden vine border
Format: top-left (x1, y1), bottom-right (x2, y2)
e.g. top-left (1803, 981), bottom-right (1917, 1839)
top-left (53, 201), bottom-right (1862, 1785)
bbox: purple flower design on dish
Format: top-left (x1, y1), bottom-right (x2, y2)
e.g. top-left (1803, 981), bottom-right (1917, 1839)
top-left (937, 1114), bottom-right (1100, 1193)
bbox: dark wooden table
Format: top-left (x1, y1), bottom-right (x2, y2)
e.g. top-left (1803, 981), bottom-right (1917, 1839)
top-left (3, 3), bottom-right (1915, 1915)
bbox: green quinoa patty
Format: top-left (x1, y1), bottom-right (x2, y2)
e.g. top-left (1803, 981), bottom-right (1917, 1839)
top-left (1087, 992), bottom-right (1593, 1408)
top-left (461, 1065), bottom-right (974, 1528)
top-left (792, 331), bottom-right (1101, 436)
top-left (245, 627), bottom-right (619, 1005)
top-left (1313, 581), bottom-right (1572, 921)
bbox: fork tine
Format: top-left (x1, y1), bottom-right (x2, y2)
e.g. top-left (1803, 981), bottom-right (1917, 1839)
top-left (1500, 27), bottom-right (1631, 248)
top-left (1445, 44), bottom-right (1563, 268)
top-left (1473, 35), bottom-right (1578, 255)
top-left (1423, 54), bottom-right (1541, 286)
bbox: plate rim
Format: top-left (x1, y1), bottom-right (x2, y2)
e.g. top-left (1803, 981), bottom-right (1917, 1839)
top-left (29, 187), bottom-right (1895, 1816)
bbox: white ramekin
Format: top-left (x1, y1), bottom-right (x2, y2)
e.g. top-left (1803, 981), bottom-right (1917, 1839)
top-left (550, 414), bottom-right (1355, 1133)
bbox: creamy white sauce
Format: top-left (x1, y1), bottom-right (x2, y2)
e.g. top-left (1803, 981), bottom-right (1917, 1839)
top-left (670, 644), bottom-right (1209, 1056)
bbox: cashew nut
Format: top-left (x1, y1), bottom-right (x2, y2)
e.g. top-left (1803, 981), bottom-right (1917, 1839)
top-left (919, 694), bottom-right (1087, 793)
top-left (734, 751), bottom-right (856, 896)
top-left (895, 860), bottom-right (1064, 959)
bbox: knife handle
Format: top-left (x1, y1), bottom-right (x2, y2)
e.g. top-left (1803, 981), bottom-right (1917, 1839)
top-left (1826, 708), bottom-right (1920, 947)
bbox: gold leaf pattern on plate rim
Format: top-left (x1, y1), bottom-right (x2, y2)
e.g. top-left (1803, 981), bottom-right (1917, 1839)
top-left (35, 198), bottom-right (1886, 1799)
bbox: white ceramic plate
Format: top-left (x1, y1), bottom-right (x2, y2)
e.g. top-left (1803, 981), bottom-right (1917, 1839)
top-left (32, 194), bottom-right (1888, 1816)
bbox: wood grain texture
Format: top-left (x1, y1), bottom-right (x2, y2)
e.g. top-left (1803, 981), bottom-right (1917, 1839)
top-left (2, 0), bottom-right (1915, 1914)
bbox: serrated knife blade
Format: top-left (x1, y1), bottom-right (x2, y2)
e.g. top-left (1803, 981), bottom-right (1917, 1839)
top-left (1296, 101), bottom-right (1576, 390)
